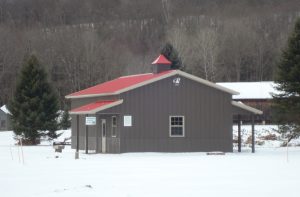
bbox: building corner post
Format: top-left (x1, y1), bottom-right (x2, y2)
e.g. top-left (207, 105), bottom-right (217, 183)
top-left (238, 114), bottom-right (241, 153)
top-left (85, 114), bottom-right (89, 154)
top-left (251, 114), bottom-right (255, 153)
top-left (75, 115), bottom-right (80, 159)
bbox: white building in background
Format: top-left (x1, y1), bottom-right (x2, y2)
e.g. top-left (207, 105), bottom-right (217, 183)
top-left (0, 105), bottom-right (12, 131)
top-left (217, 81), bottom-right (277, 124)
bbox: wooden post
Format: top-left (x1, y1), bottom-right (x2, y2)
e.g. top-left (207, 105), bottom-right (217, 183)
top-left (251, 115), bottom-right (255, 153)
top-left (75, 115), bottom-right (79, 159)
top-left (96, 117), bottom-right (98, 154)
top-left (238, 114), bottom-right (241, 153)
top-left (85, 115), bottom-right (89, 154)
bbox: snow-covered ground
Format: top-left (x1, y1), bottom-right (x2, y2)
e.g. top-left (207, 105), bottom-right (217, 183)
top-left (233, 124), bottom-right (300, 147)
top-left (0, 127), bottom-right (300, 197)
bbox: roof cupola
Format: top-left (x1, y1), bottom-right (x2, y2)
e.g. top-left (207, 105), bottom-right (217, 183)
top-left (151, 54), bottom-right (172, 73)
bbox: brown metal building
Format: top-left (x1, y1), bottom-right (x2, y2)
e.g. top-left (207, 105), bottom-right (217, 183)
top-left (66, 55), bottom-right (262, 154)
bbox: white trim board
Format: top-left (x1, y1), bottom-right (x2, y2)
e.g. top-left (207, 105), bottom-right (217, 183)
top-left (65, 92), bottom-right (117, 99)
top-left (176, 70), bottom-right (239, 95)
top-left (232, 101), bottom-right (263, 115)
top-left (70, 100), bottom-right (123, 115)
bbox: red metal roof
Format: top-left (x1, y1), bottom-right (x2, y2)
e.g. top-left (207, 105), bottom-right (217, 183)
top-left (66, 70), bottom-right (175, 98)
top-left (151, 54), bottom-right (172, 65)
top-left (70, 100), bottom-right (123, 114)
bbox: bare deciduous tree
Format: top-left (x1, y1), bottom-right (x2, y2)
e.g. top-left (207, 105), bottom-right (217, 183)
top-left (0, 0), bottom-right (299, 105)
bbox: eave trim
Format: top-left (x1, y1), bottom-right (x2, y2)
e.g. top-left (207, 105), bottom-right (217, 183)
top-left (232, 101), bottom-right (263, 115)
top-left (65, 92), bottom-right (118, 99)
top-left (176, 70), bottom-right (239, 95)
top-left (69, 99), bottom-right (123, 115)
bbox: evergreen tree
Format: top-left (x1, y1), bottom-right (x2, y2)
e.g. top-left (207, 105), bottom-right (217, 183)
top-left (160, 42), bottom-right (183, 70)
top-left (60, 109), bottom-right (71, 129)
top-left (8, 55), bottom-right (59, 144)
top-left (273, 18), bottom-right (300, 142)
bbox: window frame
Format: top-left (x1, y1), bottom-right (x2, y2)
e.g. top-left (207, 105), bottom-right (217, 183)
top-left (169, 116), bottom-right (185, 137)
top-left (111, 116), bottom-right (117, 137)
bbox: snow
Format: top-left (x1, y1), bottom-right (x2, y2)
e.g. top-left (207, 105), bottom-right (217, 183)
top-left (217, 81), bottom-right (279, 99)
top-left (0, 104), bottom-right (11, 114)
top-left (233, 124), bottom-right (300, 147)
top-left (1, 128), bottom-right (300, 197)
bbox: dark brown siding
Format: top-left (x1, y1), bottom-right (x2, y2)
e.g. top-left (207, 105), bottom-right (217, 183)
top-left (71, 114), bottom-right (98, 150)
top-left (70, 95), bottom-right (122, 153)
top-left (71, 114), bottom-right (121, 153)
top-left (104, 74), bottom-right (233, 153)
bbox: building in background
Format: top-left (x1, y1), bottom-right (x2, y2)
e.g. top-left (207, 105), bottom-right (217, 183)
top-left (0, 105), bottom-right (12, 131)
top-left (217, 82), bottom-right (277, 124)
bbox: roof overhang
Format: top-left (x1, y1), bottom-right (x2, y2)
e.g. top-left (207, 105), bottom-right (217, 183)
top-left (65, 92), bottom-right (117, 99)
top-left (0, 105), bottom-right (11, 115)
top-left (232, 101), bottom-right (263, 115)
top-left (70, 99), bottom-right (123, 115)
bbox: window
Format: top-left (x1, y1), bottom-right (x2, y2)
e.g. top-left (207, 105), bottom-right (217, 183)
top-left (112, 116), bottom-right (117, 137)
top-left (169, 116), bottom-right (184, 137)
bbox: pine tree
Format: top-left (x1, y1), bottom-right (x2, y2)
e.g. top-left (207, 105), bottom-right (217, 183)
top-left (160, 42), bottom-right (183, 70)
top-left (8, 55), bottom-right (59, 144)
top-left (273, 18), bottom-right (300, 142)
top-left (60, 109), bottom-right (71, 129)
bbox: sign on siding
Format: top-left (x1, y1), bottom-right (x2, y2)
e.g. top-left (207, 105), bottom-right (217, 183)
top-left (124, 115), bottom-right (132, 127)
top-left (85, 117), bottom-right (96, 125)
top-left (173, 77), bottom-right (181, 86)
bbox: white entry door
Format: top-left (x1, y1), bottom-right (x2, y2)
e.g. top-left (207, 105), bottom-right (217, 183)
top-left (101, 119), bottom-right (106, 153)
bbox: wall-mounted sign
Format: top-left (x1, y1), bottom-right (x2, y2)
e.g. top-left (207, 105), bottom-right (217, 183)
top-left (173, 77), bottom-right (181, 86)
top-left (86, 117), bottom-right (96, 125)
top-left (124, 115), bottom-right (132, 127)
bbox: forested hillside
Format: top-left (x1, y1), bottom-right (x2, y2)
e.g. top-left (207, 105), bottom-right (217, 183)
top-left (0, 0), bottom-right (300, 106)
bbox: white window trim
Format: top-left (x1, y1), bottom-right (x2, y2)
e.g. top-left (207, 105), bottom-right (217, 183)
top-left (169, 116), bottom-right (185, 137)
top-left (112, 116), bottom-right (117, 137)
